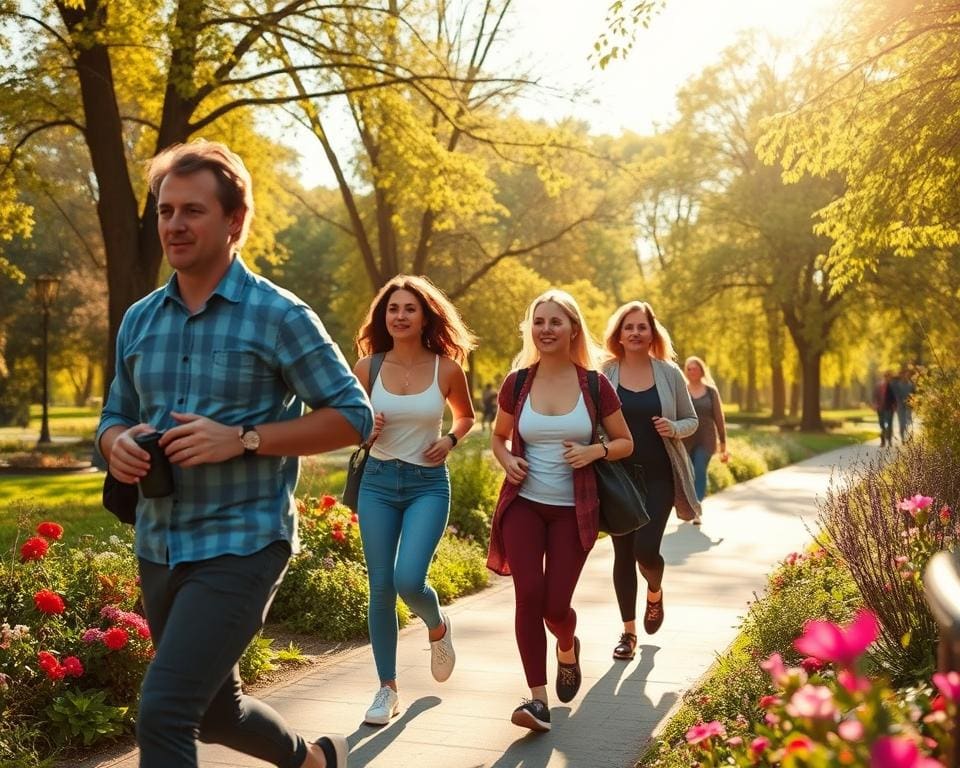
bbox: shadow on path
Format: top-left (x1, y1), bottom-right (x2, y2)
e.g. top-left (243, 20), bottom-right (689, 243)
top-left (490, 645), bottom-right (677, 768)
top-left (347, 695), bottom-right (441, 765)
top-left (661, 523), bottom-right (723, 567)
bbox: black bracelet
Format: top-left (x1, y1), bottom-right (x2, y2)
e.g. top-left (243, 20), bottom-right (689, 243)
top-left (446, 432), bottom-right (458, 448)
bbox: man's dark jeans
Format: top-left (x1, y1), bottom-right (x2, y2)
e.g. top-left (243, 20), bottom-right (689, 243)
top-left (137, 540), bottom-right (307, 768)
top-left (878, 409), bottom-right (894, 446)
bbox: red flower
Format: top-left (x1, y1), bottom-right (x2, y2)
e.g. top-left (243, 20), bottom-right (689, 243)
top-left (350, 513), bottom-right (359, 524)
top-left (321, 494), bottom-right (337, 509)
top-left (103, 627), bottom-right (129, 650)
top-left (801, 656), bottom-right (824, 673)
top-left (36, 521), bottom-right (64, 540)
top-left (331, 529), bottom-right (346, 543)
top-left (34, 589), bottom-right (66, 615)
top-left (62, 656), bottom-right (84, 678)
top-left (759, 695), bottom-right (780, 709)
top-left (37, 650), bottom-right (65, 681)
top-left (21, 536), bottom-right (49, 561)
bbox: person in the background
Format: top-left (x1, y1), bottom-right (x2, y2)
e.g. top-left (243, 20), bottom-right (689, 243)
top-left (601, 301), bottom-right (699, 662)
top-left (682, 356), bottom-right (729, 503)
top-left (481, 382), bottom-right (498, 432)
top-left (352, 275), bottom-right (476, 727)
top-left (873, 370), bottom-right (896, 447)
top-left (489, 289), bottom-right (633, 733)
top-left (890, 366), bottom-right (915, 442)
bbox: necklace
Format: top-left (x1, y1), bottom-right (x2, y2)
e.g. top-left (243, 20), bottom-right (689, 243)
top-left (386, 355), bottom-right (430, 394)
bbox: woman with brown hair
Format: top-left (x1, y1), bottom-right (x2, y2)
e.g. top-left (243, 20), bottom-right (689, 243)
top-left (682, 355), bottom-right (729, 502)
top-left (353, 275), bottom-right (476, 726)
top-left (601, 301), bottom-right (699, 661)
top-left (489, 289), bottom-right (633, 732)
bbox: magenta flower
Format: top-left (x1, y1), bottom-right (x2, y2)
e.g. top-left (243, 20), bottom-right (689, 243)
top-left (685, 720), bottom-right (726, 746)
top-left (750, 737), bottom-right (770, 755)
top-left (838, 669), bottom-right (872, 693)
top-left (794, 609), bottom-right (878, 667)
top-left (933, 671), bottom-right (960, 703)
top-left (871, 736), bottom-right (943, 768)
top-left (897, 494), bottom-right (934, 516)
top-left (800, 656), bottom-right (824, 673)
top-left (786, 684), bottom-right (837, 720)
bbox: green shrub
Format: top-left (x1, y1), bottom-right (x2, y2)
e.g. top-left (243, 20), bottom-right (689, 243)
top-left (914, 363), bottom-right (960, 455)
top-left (45, 689), bottom-right (128, 747)
top-left (724, 442), bottom-right (767, 482)
top-left (706, 459), bottom-right (734, 494)
top-left (428, 537), bottom-right (489, 605)
top-left (273, 557), bottom-right (390, 638)
top-left (447, 447), bottom-right (501, 547)
top-left (239, 633), bottom-right (277, 683)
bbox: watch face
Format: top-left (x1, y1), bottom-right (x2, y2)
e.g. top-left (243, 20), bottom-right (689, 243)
top-left (242, 429), bottom-right (261, 450)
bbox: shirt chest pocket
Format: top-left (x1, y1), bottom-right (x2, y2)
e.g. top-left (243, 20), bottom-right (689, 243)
top-left (210, 350), bottom-right (278, 400)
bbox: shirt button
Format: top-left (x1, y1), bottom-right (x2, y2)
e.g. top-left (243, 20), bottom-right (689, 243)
top-left (177, 398), bottom-right (184, 405)
top-left (182, 355), bottom-right (188, 363)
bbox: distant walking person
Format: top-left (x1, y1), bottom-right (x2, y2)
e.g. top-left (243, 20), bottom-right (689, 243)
top-left (98, 141), bottom-right (372, 768)
top-left (873, 370), bottom-right (896, 447)
top-left (601, 301), bottom-right (699, 662)
top-left (682, 356), bottom-right (729, 502)
top-left (481, 382), bottom-right (498, 432)
top-left (890, 366), bottom-right (915, 441)
top-left (353, 275), bottom-right (476, 726)
top-left (489, 289), bottom-right (633, 733)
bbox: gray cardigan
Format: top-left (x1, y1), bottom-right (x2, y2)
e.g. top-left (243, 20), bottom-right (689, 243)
top-left (603, 358), bottom-right (702, 521)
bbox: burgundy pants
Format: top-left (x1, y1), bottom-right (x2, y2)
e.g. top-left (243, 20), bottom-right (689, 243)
top-left (502, 496), bottom-right (589, 688)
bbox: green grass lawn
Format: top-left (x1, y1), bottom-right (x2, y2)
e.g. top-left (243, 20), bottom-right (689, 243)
top-left (0, 472), bottom-right (125, 552)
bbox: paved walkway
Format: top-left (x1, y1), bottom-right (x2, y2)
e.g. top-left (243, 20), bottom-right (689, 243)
top-left (85, 441), bottom-right (878, 768)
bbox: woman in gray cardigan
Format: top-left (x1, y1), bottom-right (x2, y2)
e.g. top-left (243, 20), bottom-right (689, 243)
top-left (601, 301), bottom-right (700, 659)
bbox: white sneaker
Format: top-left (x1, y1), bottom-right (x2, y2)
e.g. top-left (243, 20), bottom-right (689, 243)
top-left (430, 612), bottom-right (456, 682)
top-left (364, 686), bottom-right (399, 726)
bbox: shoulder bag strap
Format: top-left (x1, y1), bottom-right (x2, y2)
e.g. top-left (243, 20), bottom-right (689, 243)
top-left (367, 352), bottom-right (385, 394)
top-left (587, 369), bottom-right (601, 442)
top-left (512, 368), bottom-right (529, 409)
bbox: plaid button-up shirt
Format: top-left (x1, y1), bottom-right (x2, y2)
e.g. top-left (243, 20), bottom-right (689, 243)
top-left (97, 257), bottom-right (373, 566)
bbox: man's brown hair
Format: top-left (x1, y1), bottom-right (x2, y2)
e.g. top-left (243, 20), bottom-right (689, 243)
top-left (147, 140), bottom-right (254, 248)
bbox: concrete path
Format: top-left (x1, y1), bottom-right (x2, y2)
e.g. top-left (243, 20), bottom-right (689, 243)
top-left (84, 442), bottom-right (878, 768)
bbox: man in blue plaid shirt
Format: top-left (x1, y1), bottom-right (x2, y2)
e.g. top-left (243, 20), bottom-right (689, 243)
top-left (97, 140), bottom-right (371, 768)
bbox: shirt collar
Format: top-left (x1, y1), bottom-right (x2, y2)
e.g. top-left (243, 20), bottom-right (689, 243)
top-left (162, 255), bottom-right (250, 308)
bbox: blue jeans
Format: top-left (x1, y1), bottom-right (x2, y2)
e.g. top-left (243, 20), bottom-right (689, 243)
top-left (358, 457), bottom-right (450, 683)
top-left (688, 445), bottom-right (712, 502)
top-left (137, 541), bottom-right (305, 768)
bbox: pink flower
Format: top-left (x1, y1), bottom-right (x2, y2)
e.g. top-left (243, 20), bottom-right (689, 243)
top-left (871, 736), bottom-right (943, 768)
top-left (100, 605), bottom-right (121, 621)
top-left (838, 718), bottom-right (864, 741)
top-left (838, 669), bottom-right (872, 693)
top-left (36, 521), bottom-right (64, 540)
top-left (726, 736), bottom-right (743, 748)
top-left (786, 684), bottom-right (836, 720)
top-left (898, 494), bottom-right (934, 516)
top-left (685, 720), bottom-right (726, 746)
top-left (794, 610), bottom-right (878, 667)
top-left (759, 694), bottom-right (780, 709)
top-left (933, 671), bottom-right (960, 703)
top-left (33, 589), bottom-right (66, 615)
top-left (761, 652), bottom-right (788, 684)
top-left (81, 628), bottom-right (105, 644)
top-left (750, 737), bottom-right (770, 755)
top-left (785, 552), bottom-right (801, 565)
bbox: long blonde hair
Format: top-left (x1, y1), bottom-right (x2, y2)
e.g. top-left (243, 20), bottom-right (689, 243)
top-left (683, 355), bottom-right (716, 387)
top-left (511, 289), bottom-right (603, 371)
top-left (603, 300), bottom-right (676, 362)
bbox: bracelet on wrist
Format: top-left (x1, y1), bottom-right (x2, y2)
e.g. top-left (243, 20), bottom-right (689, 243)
top-left (599, 437), bottom-right (609, 459)
top-left (445, 432), bottom-right (458, 448)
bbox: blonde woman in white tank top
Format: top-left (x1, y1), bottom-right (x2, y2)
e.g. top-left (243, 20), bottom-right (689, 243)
top-left (352, 276), bottom-right (476, 726)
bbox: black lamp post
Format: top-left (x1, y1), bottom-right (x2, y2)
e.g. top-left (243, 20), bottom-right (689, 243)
top-left (35, 274), bottom-right (60, 446)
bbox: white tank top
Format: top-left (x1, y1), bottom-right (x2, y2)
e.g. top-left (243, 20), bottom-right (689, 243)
top-left (369, 356), bottom-right (445, 466)
top-left (517, 392), bottom-right (592, 506)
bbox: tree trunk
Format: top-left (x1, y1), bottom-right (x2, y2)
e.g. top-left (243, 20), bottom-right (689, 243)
top-left (798, 345), bottom-right (824, 431)
top-left (765, 304), bottom-right (786, 420)
top-left (746, 342), bottom-right (759, 412)
top-left (58, 1), bottom-right (159, 400)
